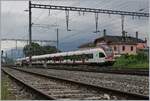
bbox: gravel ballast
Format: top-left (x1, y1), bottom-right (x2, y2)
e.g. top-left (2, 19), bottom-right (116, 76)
top-left (19, 68), bottom-right (149, 96)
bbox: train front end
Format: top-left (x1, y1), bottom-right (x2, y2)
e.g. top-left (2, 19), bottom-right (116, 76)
top-left (102, 46), bottom-right (115, 65)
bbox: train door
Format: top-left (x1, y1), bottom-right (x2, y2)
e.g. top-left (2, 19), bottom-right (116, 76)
top-left (93, 51), bottom-right (100, 63)
top-left (93, 51), bottom-right (105, 63)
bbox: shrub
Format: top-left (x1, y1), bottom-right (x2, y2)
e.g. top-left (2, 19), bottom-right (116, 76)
top-left (113, 53), bottom-right (149, 69)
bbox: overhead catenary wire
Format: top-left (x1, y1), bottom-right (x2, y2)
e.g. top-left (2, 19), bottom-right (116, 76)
top-left (31, 0), bottom-right (148, 32)
top-left (60, 0), bottom-right (148, 39)
top-left (60, 19), bottom-right (147, 44)
top-left (3, 0), bottom-right (148, 51)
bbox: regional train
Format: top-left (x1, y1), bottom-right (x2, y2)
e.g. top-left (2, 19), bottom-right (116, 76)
top-left (15, 46), bottom-right (115, 67)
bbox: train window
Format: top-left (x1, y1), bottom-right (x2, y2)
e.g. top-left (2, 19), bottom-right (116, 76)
top-left (76, 55), bottom-right (82, 61)
top-left (85, 54), bottom-right (93, 59)
top-left (63, 56), bottom-right (66, 59)
top-left (46, 57), bottom-right (52, 60)
top-left (69, 55), bottom-right (77, 60)
top-left (99, 53), bottom-right (105, 58)
top-left (79, 55), bottom-right (83, 60)
top-left (69, 55), bottom-right (73, 60)
top-left (88, 54), bottom-right (93, 59)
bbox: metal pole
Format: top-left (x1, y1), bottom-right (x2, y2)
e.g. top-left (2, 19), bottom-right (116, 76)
top-left (5, 52), bottom-right (7, 58)
top-left (40, 41), bottom-right (42, 46)
top-left (15, 40), bottom-right (18, 59)
top-left (95, 13), bottom-right (99, 33)
top-left (56, 28), bottom-right (59, 52)
top-left (27, 40), bottom-right (28, 45)
top-left (29, 1), bottom-right (32, 67)
top-left (11, 49), bottom-right (13, 59)
top-left (15, 40), bottom-right (17, 49)
top-left (121, 15), bottom-right (125, 36)
top-left (65, 10), bottom-right (70, 31)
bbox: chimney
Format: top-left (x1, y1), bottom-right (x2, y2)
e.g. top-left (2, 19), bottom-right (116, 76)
top-left (136, 31), bottom-right (138, 42)
top-left (103, 29), bottom-right (106, 36)
top-left (145, 38), bottom-right (147, 48)
top-left (122, 31), bottom-right (125, 42)
top-left (136, 31), bottom-right (138, 39)
top-left (125, 32), bottom-right (128, 41)
top-left (122, 30), bottom-right (125, 37)
top-left (145, 38), bottom-right (147, 43)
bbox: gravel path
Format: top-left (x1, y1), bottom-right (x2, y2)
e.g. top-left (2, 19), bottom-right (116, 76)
top-left (20, 68), bottom-right (149, 96)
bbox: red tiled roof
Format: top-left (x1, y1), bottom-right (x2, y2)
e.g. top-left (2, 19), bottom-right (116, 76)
top-left (94, 35), bottom-right (145, 44)
top-left (78, 35), bottom-right (146, 48)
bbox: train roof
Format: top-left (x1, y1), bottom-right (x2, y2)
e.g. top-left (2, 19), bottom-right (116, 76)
top-left (16, 48), bottom-right (105, 61)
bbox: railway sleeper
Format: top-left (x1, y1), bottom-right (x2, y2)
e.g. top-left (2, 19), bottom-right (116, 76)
top-left (83, 96), bottom-right (111, 100)
top-left (34, 85), bottom-right (69, 89)
top-left (46, 89), bottom-right (82, 93)
top-left (51, 93), bottom-right (97, 99)
top-left (47, 91), bottom-right (85, 95)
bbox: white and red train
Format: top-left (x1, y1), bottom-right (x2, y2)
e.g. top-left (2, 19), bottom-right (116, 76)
top-left (16, 46), bottom-right (115, 67)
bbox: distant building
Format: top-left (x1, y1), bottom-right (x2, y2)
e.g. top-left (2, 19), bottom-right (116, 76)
top-left (79, 29), bottom-right (147, 56)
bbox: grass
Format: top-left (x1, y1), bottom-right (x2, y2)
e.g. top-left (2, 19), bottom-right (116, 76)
top-left (113, 53), bottom-right (149, 69)
top-left (1, 76), bottom-right (10, 100)
top-left (1, 75), bottom-right (16, 100)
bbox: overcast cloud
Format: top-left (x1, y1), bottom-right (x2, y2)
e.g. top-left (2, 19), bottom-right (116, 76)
top-left (1, 0), bottom-right (149, 51)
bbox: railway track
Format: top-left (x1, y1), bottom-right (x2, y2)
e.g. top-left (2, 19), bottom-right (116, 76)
top-left (4, 64), bottom-right (149, 76)
top-left (2, 67), bottom-right (149, 100)
top-left (45, 65), bottom-right (149, 76)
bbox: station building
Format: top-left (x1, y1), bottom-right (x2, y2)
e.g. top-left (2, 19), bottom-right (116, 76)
top-left (79, 30), bottom-right (148, 56)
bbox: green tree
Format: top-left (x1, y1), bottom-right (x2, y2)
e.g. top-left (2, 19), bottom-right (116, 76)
top-left (23, 42), bottom-right (60, 57)
top-left (42, 46), bottom-right (60, 54)
top-left (23, 42), bottom-right (42, 56)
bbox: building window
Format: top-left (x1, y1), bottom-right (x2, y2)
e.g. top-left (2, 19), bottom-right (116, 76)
top-left (131, 46), bottom-right (133, 51)
top-left (122, 46), bottom-right (125, 51)
top-left (114, 46), bottom-right (117, 51)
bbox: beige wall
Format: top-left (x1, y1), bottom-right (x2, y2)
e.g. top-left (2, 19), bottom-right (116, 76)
top-left (80, 42), bottom-right (143, 55)
top-left (95, 42), bottom-right (137, 55)
top-left (137, 43), bottom-right (147, 49)
top-left (109, 44), bottom-right (137, 55)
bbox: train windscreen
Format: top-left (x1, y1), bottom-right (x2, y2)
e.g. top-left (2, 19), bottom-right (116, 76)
top-left (99, 45), bottom-right (113, 57)
top-left (105, 48), bottom-right (113, 56)
top-left (101, 45), bottom-right (113, 57)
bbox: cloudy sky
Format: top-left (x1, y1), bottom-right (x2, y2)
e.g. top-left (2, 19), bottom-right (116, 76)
top-left (1, 0), bottom-right (149, 51)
